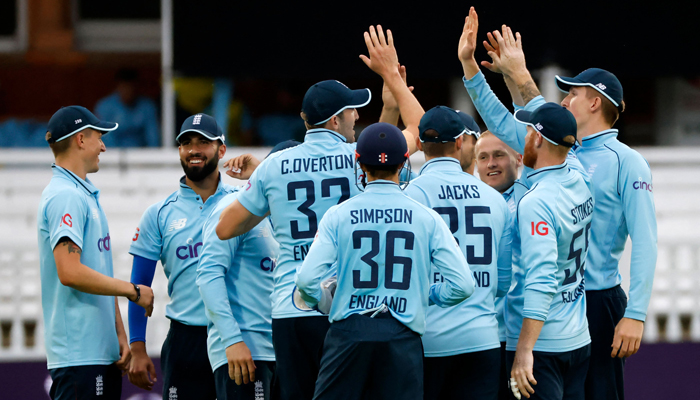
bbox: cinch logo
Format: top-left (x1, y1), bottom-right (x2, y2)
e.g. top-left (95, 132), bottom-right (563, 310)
top-left (176, 238), bottom-right (202, 260)
top-left (60, 213), bottom-right (72, 228)
top-left (97, 234), bottom-right (111, 252)
top-left (260, 257), bottom-right (276, 272)
top-left (633, 178), bottom-right (653, 192)
top-left (193, 114), bottom-right (202, 125)
top-left (132, 227), bottom-right (140, 242)
top-left (531, 221), bottom-right (549, 236)
top-left (535, 123), bottom-right (544, 131)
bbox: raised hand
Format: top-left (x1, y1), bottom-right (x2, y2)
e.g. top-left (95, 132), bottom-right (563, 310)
top-left (457, 7), bottom-right (479, 64)
top-left (224, 154), bottom-right (261, 180)
top-left (487, 25), bottom-right (527, 78)
top-left (381, 65), bottom-right (414, 111)
top-left (360, 25), bottom-right (400, 79)
top-left (481, 31), bottom-right (502, 74)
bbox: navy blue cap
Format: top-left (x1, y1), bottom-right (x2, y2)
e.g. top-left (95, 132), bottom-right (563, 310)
top-left (455, 110), bottom-right (481, 139)
top-left (419, 106), bottom-right (467, 143)
top-left (46, 106), bottom-right (118, 144)
top-left (355, 122), bottom-right (408, 166)
top-left (267, 139), bottom-right (301, 158)
top-left (302, 80), bottom-right (371, 126)
top-left (514, 103), bottom-right (577, 147)
top-left (176, 113), bottom-right (226, 144)
top-left (555, 68), bottom-right (624, 111)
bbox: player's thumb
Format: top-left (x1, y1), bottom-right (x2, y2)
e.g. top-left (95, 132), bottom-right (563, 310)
top-left (359, 54), bottom-right (371, 67)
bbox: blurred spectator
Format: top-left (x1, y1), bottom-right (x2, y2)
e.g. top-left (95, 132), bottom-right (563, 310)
top-left (95, 68), bottom-right (160, 147)
top-left (173, 77), bottom-right (254, 146)
top-left (255, 88), bottom-right (306, 145)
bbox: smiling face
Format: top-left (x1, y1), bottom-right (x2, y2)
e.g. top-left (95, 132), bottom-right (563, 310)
top-left (178, 132), bottom-right (224, 182)
top-left (81, 128), bottom-right (106, 174)
top-left (475, 132), bottom-right (521, 193)
top-left (336, 108), bottom-right (359, 143)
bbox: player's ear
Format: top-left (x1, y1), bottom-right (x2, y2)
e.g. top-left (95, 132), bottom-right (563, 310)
top-left (217, 142), bottom-right (227, 159)
top-left (455, 135), bottom-right (463, 150)
top-left (416, 138), bottom-right (423, 152)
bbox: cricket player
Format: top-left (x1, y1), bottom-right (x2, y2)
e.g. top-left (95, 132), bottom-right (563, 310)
top-left (196, 189), bottom-right (278, 399)
top-left (295, 122), bottom-right (475, 400)
top-left (402, 106), bottom-right (511, 400)
top-left (128, 113), bottom-right (236, 397)
top-left (476, 16), bottom-right (657, 399)
top-left (456, 110), bottom-right (482, 175)
top-left (509, 103), bottom-right (594, 400)
top-left (38, 106), bottom-right (154, 399)
top-left (475, 130), bottom-right (526, 400)
top-left (215, 25), bottom-right (423, 400)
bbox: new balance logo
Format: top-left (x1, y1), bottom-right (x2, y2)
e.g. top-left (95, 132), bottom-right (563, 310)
top-left (596, 83), bottom-right (607, 90)
top-left (193, 114), bottom-right (202, 125)
top-left (167, 218), bottom-right (187, 232)
top-left (75, 119), bottom-right (82, 124)
top-left (535, 123), bottom-right (544, 131)
top-left (379, 153), bottom-right (388, 163)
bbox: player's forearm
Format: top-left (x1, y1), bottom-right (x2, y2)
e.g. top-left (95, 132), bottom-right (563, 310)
top-left (384, 71), bottom-right (424, 139)
top-left (197, 272), bottom-right (243, 347)
top-left (115, 298), bottom-right (128, 344)
top-left (463, 71), bottom-right (526, 153)
top-left (516, 318), bottom-right (544, 352)
top-left (504, 69), bottom-right (541, 106)
top-left (58, 259), bottom-right (135, 298)
top-left (504, 75), bottom-right (524, 107)
top-left (625, 235), bottom-right (657, 321)
top-left (379, 105), bottom-right (400, 126)
top-left (461, 58), bottom-right (481, 81)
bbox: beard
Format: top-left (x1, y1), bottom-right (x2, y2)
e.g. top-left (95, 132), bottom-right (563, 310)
top-left (180, 155), bottom-right (219, 181)
top-left (522, 138), bottom-right (538, 169)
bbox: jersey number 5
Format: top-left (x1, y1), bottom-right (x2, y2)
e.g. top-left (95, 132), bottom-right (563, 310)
top-left (433, 206), bottom-right (492, 265)
top-left (564, 222), bottom-right (592, 285)
top-left (287, 178), bottom-right (350, 239)
top-left (352, 230), bottom-right (414, 290)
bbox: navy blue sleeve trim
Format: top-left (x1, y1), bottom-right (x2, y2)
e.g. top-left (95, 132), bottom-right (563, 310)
top-left (604, 144), bottom-right (622, 195)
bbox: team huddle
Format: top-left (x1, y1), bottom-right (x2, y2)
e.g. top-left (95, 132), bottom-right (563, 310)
top-left (36, 8), bottom-right (656, 400)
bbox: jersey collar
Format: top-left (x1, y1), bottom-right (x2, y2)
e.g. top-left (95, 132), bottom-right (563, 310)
top-left (304, 128), bottom-right (348, 144)
top-left (52, 164), bottom-right (98, 195)
top-left (579, 129), bottom-right (618, 148)
top-left (365, 179), bottom-right (402, 194)
top-left (502, 183), bottom-right (515, 201)
top-left (419, 157), bottom-right (462, 175)
top-left (526, 161), bottom-right (569, 185)
top-left (178, 173), bottom-right (227, 198)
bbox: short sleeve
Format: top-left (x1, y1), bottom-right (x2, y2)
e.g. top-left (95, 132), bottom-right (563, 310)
top-left (129, 204), bottom-right (163, 261)
top-left (45, 189), bottom-right (88, 250)
top-left (237, 160), bottom-right (271, 217)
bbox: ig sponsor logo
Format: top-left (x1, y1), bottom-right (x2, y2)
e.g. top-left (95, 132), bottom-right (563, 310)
top-left (531, 221), bottom-right (549, 236)
top-left (176, 238), bottom-right (202, 260)
top-left (97, 234), bottom-right (111, 252)
top-left (632, 178), bottom-right (653, 192)
top-left (132, 227), bottom-right (140, 241)
top-left (60, 213), bottom-right (72, 228)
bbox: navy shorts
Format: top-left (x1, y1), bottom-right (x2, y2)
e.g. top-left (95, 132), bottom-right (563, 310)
top-left (49, 363), bottom-right (121, 400)
top-left (160, 319), bottom-right (216, 400)
top-left (506, 344), bottom-right (590, 400)
top-left (271, 316), bottom-right (330, 400)
top-left (424, 347), bottom-right (501, 400)
top-left (214, 360), bottom-right (276, 400)
top-left (313, 312), bottom-right (423, 400)
top-left (585, 285), bottom-right (627, 400)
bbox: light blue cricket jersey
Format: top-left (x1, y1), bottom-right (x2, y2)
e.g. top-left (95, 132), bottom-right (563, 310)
top-left (573, 131), bottom-right (657, 320)
top-left (38, 165), bottom-right (118, 369)
top-left (237, 129), bottom-right (363, 319)
top-left (506, 163), bottom-right (593, 352)
top-left (405, 158), bottom-right (511, 355)
top-left (197, 192), bottom-right (277, 372)
top-left (295, 180), bottom-right (475, 335)
top-left (496, 179), bottom-right (530, 342)
top-left (465, 71), bottom-right (656, 321)
top-left (129, 175), bottom-right (236, 326)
